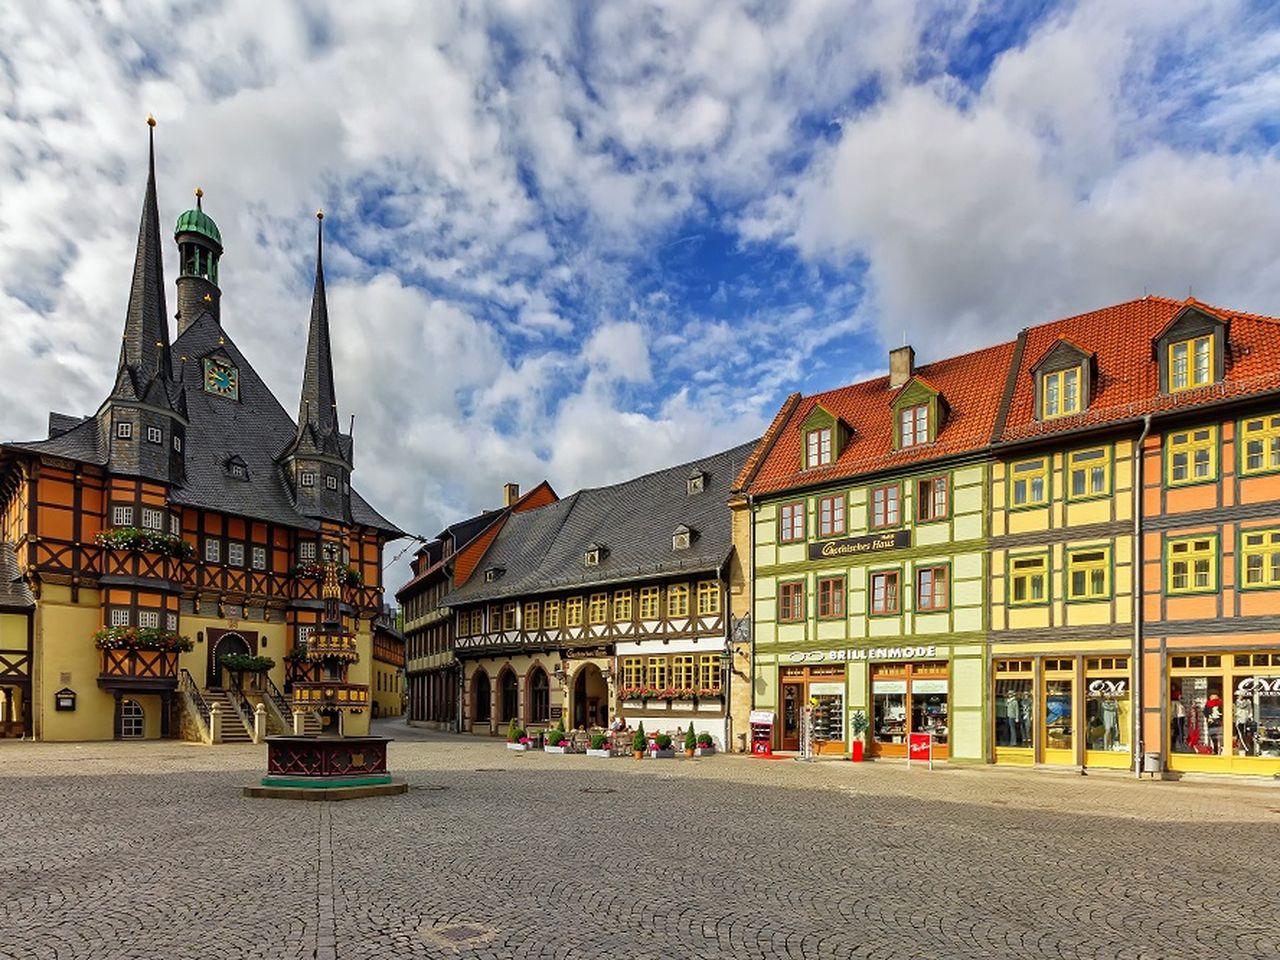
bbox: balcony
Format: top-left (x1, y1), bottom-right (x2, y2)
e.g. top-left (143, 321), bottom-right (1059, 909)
top-left (306, 634), bottom-right (359, 661)
top-left (97, 648), bottom-right (180, 692)
top-left (292, 681), bottom-right (370, 713)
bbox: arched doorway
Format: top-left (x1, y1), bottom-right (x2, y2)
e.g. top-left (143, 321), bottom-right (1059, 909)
top-left (119, 699), bottom-right (145, 739)
top-left (529, 667), bottom-right (550, 724)
top-left (572, 664), bottom-right (608, 729)
top-left (473, 670), bottom-right (491, 727)
top-left (210, 632), bottom-right (251, 689)
top-left (498, 668), bottom-right (518, 723)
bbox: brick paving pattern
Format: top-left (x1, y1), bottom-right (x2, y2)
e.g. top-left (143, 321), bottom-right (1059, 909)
top-left (2, 720), bottom-right (1279, 959)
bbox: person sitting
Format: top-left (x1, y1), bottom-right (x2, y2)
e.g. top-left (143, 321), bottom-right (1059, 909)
top-left (609, 714), bottom-right (627, 734)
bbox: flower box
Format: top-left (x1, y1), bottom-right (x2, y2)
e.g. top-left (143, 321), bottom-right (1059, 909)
top-left (695, 746), bottom-right (716, 757)
top-left (648, 749), bottom-right (675, 759)
top-left (506, 742), bottom-right (529, 751)
top-left (544, 745), bottom-right (569, 754)
top-left (585, 748), bottom-right (612, 758)
top-left (696, 700), bottom-right (722, 713)
top-left (622, 699), bottom-right (645, 710)
top-left (672, 699), bottom-right (695, 710)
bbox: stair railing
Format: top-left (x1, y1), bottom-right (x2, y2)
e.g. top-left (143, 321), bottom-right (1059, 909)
top-left (178, 669), bottom-right (212, 743)
top-left (263, 674), bottom-right (294, 730)
top-left (223, 683), bottom-right (257, 739)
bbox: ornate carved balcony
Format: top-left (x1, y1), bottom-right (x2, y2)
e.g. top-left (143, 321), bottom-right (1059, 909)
top-left (306, 634), bottom-right (359, 661)
top-left (292, 681), bottom-right (370, 713)
top-left (97, 648), bottom-right (179, 692)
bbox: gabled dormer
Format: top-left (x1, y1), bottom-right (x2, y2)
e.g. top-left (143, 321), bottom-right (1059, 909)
top-left (891, 377), bottom-right (948, 450)
top-left (672, 524), bottom-right (695, 551)
top-left (224, 454), bottom-right (250, 481)
top-left (1153, 303), bottom-right (1228, 395)
top-left (1030, 338), bottom-right (1094, 421)
top-left (584, 542), bottom-right (606, 567)
top-left (799, 403), bottom-right (851, 470)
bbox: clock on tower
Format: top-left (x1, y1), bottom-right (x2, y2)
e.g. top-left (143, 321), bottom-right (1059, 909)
top-left (203, 358), bottom-right (239, 400)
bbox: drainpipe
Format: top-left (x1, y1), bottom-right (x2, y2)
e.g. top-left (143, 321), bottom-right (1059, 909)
top-left (1133, 415), bottom-right (1152, 779)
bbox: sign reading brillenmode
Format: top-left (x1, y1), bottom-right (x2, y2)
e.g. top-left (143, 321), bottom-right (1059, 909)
top-left (807, 529), bottom-right (911, 561)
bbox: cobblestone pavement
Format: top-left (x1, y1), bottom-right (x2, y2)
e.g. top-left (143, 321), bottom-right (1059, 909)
top-left (3, 720), bottom-right (1280, 960)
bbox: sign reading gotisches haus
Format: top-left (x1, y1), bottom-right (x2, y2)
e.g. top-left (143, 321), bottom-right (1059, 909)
top-left (807, 530), bottom-right (911, 562)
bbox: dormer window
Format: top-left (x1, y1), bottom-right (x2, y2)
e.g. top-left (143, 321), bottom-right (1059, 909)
top-left (806, 427), bottom-right (832, 467)
top-left (116, 422), bottom-right (132, 440)
top-left (899, 404), bottom-right (928, 448)
top-left (1169, 335), bottom-right (1212, 392)
top-left (672, 525), bottom-right (693, 551)
top-left (325, 475), bottom-right (338, 490)
top-left (173, 435), bottom-right (183, 452)
top-left (484, 566), bottom-right (504, 583)
top-left (584, 543), bottom-right (604, 567)
top-left (300, 471), bottom-right (315, 487)
top-left (891, 378), bottom-right (946, 450)
top-left (687, 471), bottom-right (706, 495)
top-left (226, 456), bottom-right (249, 481)
top-left (1042, 367), bottom-right (1081, 419)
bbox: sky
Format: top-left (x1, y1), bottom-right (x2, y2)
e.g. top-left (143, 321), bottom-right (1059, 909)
top-left (2, 0), bottom-right (1280, 590)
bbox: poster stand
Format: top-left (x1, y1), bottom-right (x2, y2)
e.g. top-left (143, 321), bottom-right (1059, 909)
top-left (907, 732), bottom-right (933, 770)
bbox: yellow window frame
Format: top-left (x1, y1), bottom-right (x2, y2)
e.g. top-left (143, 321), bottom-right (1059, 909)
top-left (621, 656), bottom-right (643, 687)
top-left (502, 603), bottom-right (517, 630)
top-left (1008, 553), bottom-right (1048, 605)
top-left (1166, 535), bottom-right (1218, 594)
top-left (1067, 446), bottom-right (1110, 500)
top-left (1241, 528), bottom-right (1280, 589)
top-left (1240, 414), bottom-right (1280, 476)
top-left (1166, 426), bottom-right (1218, 486)
top-left (1042, 366), bottom-right (1082, 419)
top-left (1066, 546), bottom-right (1111, 601)
top-left (1009, 457), bottom-right (1049, 507)
top-left (544, 600), bottom-right (561, 629)
top-left (667, 583), bottom-right (690, 618)
top-left (613, 590), bottom-right (632, 622)
top-left (1168, 335), bottom-right (1213, 392)
top-left (638, 586), bottom-right (660, 620)
top-left (647, 656), bottom-right (669, 689)
top-left (523, 601), bottom-right (540, 631)
top-left (696, 580), bottom-right (720, 616)
top-left (698, 654), bottom-right (722, 692)
top-left (588, 593), bottom-right (609, 624)
top-left (673, 654), bottom-right (695, 690)
top-left (565, 596), bottom-right (584, 627)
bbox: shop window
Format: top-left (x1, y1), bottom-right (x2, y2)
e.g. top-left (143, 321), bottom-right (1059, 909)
top-left (872, 662), bottom-right (948, 754)
top-left (647, 657), bottom-right (669, 689)
top-left (638, 587), bottom-right (659, 620)
top-left (673, 655), bottom-right (695, 690)
top-left (698, 654), bottom-right (722, 692)
top-left (817, 494), bottom-right (845, 537)
top-left (1170, 675), bottom-right (1225, 756)
top-left (1166, 426), bottom-right (1217, 486)
top-left (870, 570), bottom-right (900, 615)
top-left (1240, 414), bottom-right (1280, 475)
top-left (916, 475), bottom-right (948, 522)
top-left (778, 581), bottom-right (805, 623)
top-left (1168, 335), bottom-right (1213, 392)
top-left (915, 565), bottom-right (948, 611)
top-left (621, 656), bottom-right (643, 688)
top-left (899, 404), bottom-right (929, 448)
top-left (1067, 447), bottom-right (1110, 500)
top-left (565, 597), bottom-right (584, 627)
top-left (1242, 529), bottom-right (1280, 589)
top-left (544, 600), bottom-right (561, 629)
top-left (524, 602), bottom-right (541, 632)
top-left (1009, 457), bottom-right (1048, 507)
top-left (588, 593), bottom-right (608, 624)
top-left (1009, 554), bottom-right (1048, 605)
top-left (696, 581), bottom-right (719, 616)
top-left (1066, 547), bottom-right (1110, 601)
top-left (806, 427), bottom-right (833, 468)
top-left (816, 576), bottom-right (845, 619)
top-left (613, 591), bottom-right (632, 622)
top-left (1085, 661), bottom-right (1130, 755)
top-left (994, 660), bottom-right (1033, 749)
top-left (667, 584), bottom-right (690, 618)
top-left (1041, 366), bottom-right (1082, 419)
top-left (1166, 536), bottom-right (1217, 594)
top-left (779, 501), bottom-right (806, 543)
top-left (869, 485), bottom-right (900, 529)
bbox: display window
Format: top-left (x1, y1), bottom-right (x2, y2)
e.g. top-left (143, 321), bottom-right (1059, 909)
top-left (1042, 658), bottom-right (1075, 764)
top-left (993, 659), bottom-right (1034, 761)
top-left (871, 661), bottom-right (949, 759)
top-left (1169, 652), bottom-right (1280, 773)
top-left (779, 665), bottom-right (846, 755)
top-left (1083, 656), bottom-right (1130, 769)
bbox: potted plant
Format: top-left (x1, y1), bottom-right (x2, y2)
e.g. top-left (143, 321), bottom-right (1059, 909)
top-left (506, 720), bottom-right (528, 751)
top-left (651, 733), bottom-right (674, 759)
top-left (849, 710), bottom-right (870, 762)
top-left (631, 722), bottom-right (646, 760)
top-left (587, 733), bottom-right (612, 758)
top-left (683, 724), bottom-right (697, 758)
top-left (543, 721), bottom-right (569, 754)
top-left (695, 732), bottom-right (715, 757)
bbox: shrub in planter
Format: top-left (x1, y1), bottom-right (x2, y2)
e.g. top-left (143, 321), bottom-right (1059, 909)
top-left (696, 732), bottom-right (714, 748)
top-left (631, 722), bottom-right (647, 758)
top-left (849, 710), bottom-right (870, 762)
top-left (507, 720), bottom-right (525, 744)
top-left (220, 653), bottom-right (275, 673)
top-left (684, 724), bottom-right (697, 756)
top-left (655, 733), bottom-right (673, 751)
top-left (95, 527), bottom-right (195, 559)
top-left (590, 733), bottom-right (609, 750)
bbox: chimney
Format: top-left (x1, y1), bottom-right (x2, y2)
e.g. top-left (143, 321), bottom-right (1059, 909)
top-left (503, 482), bottom-right (520, 507)
top-left (889, 345), bottom-right (915, 389)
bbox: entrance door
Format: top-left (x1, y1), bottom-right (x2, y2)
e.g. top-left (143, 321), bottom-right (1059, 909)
top-left (573, 664), bottom-right (608, 729)
top-left (210, 633), bottom-right (251, 689)
top-left (781, 683), bottom-right (803, 751)
top-left (1042, 659), bottom-right (1075, 765)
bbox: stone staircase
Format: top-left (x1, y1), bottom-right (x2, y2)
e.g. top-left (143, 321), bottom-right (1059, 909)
top-left (203, 689), bottom-right (254, 743)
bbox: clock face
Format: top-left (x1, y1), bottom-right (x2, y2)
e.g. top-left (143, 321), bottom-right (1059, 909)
top-left (203, 358), bottom-right (239, 399)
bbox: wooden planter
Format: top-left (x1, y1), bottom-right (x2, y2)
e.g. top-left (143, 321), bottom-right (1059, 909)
top-left (586, 748), bottom-right (612, 758)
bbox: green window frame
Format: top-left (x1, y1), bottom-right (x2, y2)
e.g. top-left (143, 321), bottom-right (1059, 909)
top-left (1009, 457), bottom-right (1049, 508)
top-left (1240, 414), bottom-right (1280, 476)
top-left (1065, 546), bottom-right (1111, 602)
top-left (1166, 426), bottom-right (1218, 486)
top-left (1067, 447), bottom-right (1111, 501)
top-left (1165, 535), bottom-right (1218, 595)
top-left (1008, 553), bottom-right (1049, 606)
top-left (1240, 529), bottom-right (1280, 590)
top-left (915, 564), bottom-right (949, 612)
top-left (869, 483), bottom-right (901, 529)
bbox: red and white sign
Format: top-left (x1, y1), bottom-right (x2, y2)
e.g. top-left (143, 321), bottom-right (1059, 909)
top-left (907, 732), bottom-right (933, 769)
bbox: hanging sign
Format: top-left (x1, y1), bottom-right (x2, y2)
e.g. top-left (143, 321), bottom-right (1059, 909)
top-left (907, 732), bottom-right (934, 770)
top-left (809, 529), bottom-right (911, 561)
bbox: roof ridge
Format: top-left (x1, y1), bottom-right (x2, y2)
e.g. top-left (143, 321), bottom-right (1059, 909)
top-left (570, 439), bottom-right (758, 494)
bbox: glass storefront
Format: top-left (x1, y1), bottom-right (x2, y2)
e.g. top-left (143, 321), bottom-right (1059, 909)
top-left (1043, 658), bottom-right (1074, 764)
top-left (871, 661), bottom-right (949, 759)
top-left (1083, 656), bottom-right (1130, 768)
top-left (1169, 652), bottom-right (1280, 772)
top-left (993, 659), bottom-right (1033, 759)
top-left (779, 665), bottom-right (846, 756)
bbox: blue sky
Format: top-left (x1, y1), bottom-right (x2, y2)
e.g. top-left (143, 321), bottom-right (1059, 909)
top-left (2, 1), bottom-right (1280, 587)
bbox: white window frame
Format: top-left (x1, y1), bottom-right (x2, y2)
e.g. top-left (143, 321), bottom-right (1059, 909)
top-left (251, 546), bottom-right (267, 571)
top-left (110, 608), bottom-right (130, 627)
top-left (166, 613), bottom-right (178, 631)
top-left (111, 505), bottom-right (134, 527)
top-left (141, 507), bottom-right (165, 531)
top-left (325, 475), bottom-right (338, 490)
top-left (228, 542), bottom-right (245, 567)
top-left (138, 610), bottom-right (160, 629)
top-left (146, 426), bottom-right (162, 444)
top-left (173, 435), bottom-right (183, 452)
top-left (116, 422), bottom-right (133, 439)
top-left (300, 472), bottom-right (316, 487)
top-left (204, 538), bottom-right (221, 563)
top-left (299, 540), bottom-right (317, 563)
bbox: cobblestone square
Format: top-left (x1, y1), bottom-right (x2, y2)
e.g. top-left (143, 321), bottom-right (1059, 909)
top-left (3, 721), bottom-right (1279, 960)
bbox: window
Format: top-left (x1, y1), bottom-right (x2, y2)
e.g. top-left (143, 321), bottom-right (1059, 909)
top-left (544, 599), bottom-right (561, 629)
top-left (116, 422), bottom-right (132, 439)
top-left (696, 580), bottom-right (719, 616)
top-left (173, 435), bottom-right (182, 452)
top-left (297, 625), bottom-right (314, 648)
top-left (227, 542), bottom-right (245, 567)
top-left (1242, 529), bottom-right (1280, 589)
top-left (1067, 547), bottom-right (1111, 600)
top-left (900, 404), bottom-right (928, 447)
top-left (1068, 448), bottom-right (1110, 500)
top-left (584, 547), bottom-right (600, 567)
top-left (170, 513), bottom-right (182, 536)
top-left (588, 593), bottom-right (608, 624)
top-left (647, 657), bottom-right (669, 689)
top-left (870, 485), bottom-right (900, 528)
top-left (667, 584), bottom-right (690, 618)
top-left (326, 475), bottom-right (338, 490)
top-left (1169, 335), bottom-right (1212, 392)
top-left (672, 527), bottom-right (691, 551)
top-left (673, 654), bottom-right (695, 690)
top-left (524, 602), bottom-right (540, 631)
top-left (806, 427), bottom-right (833, 468)
top-left (167, 613), bottom-right (178, 631)
top-left (916, 565), bottom-right (949, 611)
top-left (779, 501), bottom-right (806, 543)
top-left (639, 587), bottom-right (660, 620)
top-left (229, 462), bottom-right (248, 480)
top-left (1166, 427), bottom-right (1217, 485)
top-left (530, 668), bottom-right (550, 722)
top-left (119, 699), bottom-right (145, 739)
top-left (110, 608), bottom-right (130, 627)
top-left (778, 581), bottom-right (805, 622)
top-left (687, 473), bottom-right (705, 495)
top-left (916, 476), bottom-right (948, 522)
top-left (1009, 554), bottom-right (1048, 605)
top-left (698, 654), bottom-right (722, 692)
top-left (817, 494), bottom-right (845, 537)
top-left (1241, 415), bottom-right (1280, 475)
top-left (613, 591), bottom-right (632, 622)
top-left (817, 576), bottom-right (845, 619)
top-left (111, 505), bottom-right (134, 527)
top-left (870, 571), bottom-right (900, 615)
top-left (146, 426), bottom-right (162, 444)
top-left (1010, 458), bottom-right (1048, 507)
top-left (299, 541), bottom-right (317, 563)
top-left (1042, 367), bottom-right (1081, 419)
top-left (138, 610), bottom-right (159, 628)
top-left (300, 472), bottom-right (315, 487)
top-left (565, 597), bottom-right (584, 627)
top-left (204, 538), bottom-right (221, 563)
top-left (501, 603), bottom-right (517, 631)
top-left (622, 656), bottom-right (644, 688)
top-left (470, 609), bottom-right (484, 636)
top-left (251, 546), bottom-right (267, 570)
top-left (1166, 536), bottom-right (1217, 594)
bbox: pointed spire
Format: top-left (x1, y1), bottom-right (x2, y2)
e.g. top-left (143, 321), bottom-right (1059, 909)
top-left (297, 210), bottom-right (339, 440)
top-left (117, 115), bottom-right (171, 385)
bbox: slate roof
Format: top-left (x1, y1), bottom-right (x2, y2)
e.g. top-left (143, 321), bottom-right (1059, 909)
top-left (0, 542), bottom-right (34, 609)
top-left (442, 441), bottom-right (756, 606)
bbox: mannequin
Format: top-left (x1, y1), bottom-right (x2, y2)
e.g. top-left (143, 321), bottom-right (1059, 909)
top-left (1003, 691), bottom-right (1020, 746)
top-left (1235, 694), bottom-right (1257, 755)
top-left (1170, 689), bottom-right (1186, 752)
top-left (1101, 695), bottom-right (1120, 750)
top-left (1204, 694), bottom-right (1224, 754)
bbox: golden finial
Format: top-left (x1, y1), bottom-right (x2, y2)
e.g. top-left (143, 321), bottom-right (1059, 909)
top-left (146, 114), bottom-right (156, 128)
top-left (195, 187), bottom-right (203, 198)
top-left (316, 210), bottom-right (324, 221)
top-left (203, 293), bottom-right (212, 303)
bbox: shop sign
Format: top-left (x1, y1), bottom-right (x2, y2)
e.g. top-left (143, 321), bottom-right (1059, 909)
top-left (1087, 679), bottom-right (1127, 697)
top-left (872, 679), bottom-right (906, 694)
top-left (749, 710), bottom-right (775, 725)
top-left (1236, 676), bottom-right (1280, 697)
top-left (907, 732), bottom-right (934, 769)
top-left (911, 679), bottom-right (947, 694)
top-left (808, 529), bottom-right (911, 561)
top-left (786, 644), bottom-right (939, 665)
